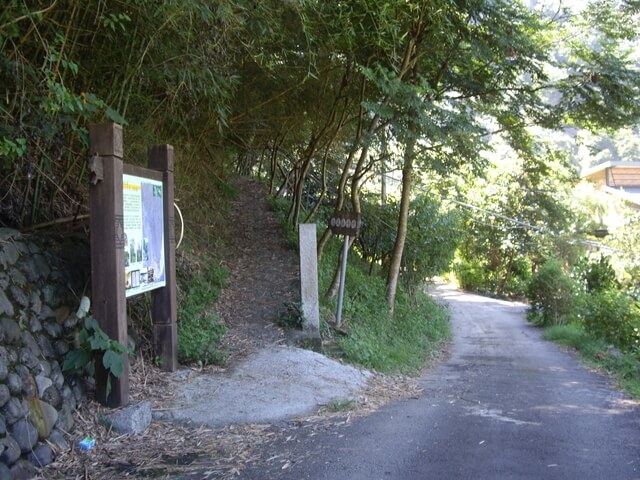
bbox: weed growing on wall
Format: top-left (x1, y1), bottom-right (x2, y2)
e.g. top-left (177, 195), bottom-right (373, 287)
top-left (277, 301), bottom-right (305, 329)
top-left (63, 317), bottom-right (133, 400)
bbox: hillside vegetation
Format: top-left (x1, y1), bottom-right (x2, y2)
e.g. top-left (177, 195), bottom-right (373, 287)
top-left (2, 2), bottom-right (640, 374)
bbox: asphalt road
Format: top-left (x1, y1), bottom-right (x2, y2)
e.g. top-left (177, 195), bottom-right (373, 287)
top-left (242, 285), bottom-right (640, 480)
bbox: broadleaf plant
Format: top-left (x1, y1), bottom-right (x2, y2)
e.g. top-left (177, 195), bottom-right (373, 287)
top-left (63, 316), bottom-right (133, 400)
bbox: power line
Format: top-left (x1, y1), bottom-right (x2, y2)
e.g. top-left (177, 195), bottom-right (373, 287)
top-left (382, 173), bottom-right (545, 232)
top-left (380, 173), bottom-right (620, 253)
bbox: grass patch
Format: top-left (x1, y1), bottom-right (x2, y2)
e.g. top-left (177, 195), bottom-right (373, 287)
top-left (319, 238), bottom-right (450, 375)
top-left (277, 301), bottom-right (304, 329)
top-left (544, 323), bottom-right (595, 349)
top-left (324, 399), bottom-right (355, 412)
top-left (267, 196), bottom-right (298, 249)
top-left (544, 323), bottom-right (640, 399)
top-left (267, 195), bottom-right (450, 374)
top-left (176, 249), bottom-right (228, 365)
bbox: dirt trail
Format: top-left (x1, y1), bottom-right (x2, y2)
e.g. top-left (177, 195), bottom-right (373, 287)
top-left (214, 177), bottom-right (300, 362)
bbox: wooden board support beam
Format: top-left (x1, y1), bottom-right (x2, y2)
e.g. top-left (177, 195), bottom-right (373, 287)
top-left (89, 123), bottom-right (129, 407)
top-left (149, 145), bottom-right (178, 371)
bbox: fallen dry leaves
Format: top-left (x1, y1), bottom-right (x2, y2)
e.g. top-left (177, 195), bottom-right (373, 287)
top-left (39, 357), bottom-right (423, 479)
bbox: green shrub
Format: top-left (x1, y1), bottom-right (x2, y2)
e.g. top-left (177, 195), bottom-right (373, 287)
top-left (63, 316), bottom-right (133, 400)
top-left (452, 255), bottom-right (532, 299)
top-left (277, 302), bottom-right (305, 329)
top-left (570, 255), bottom-right (640, 353)
top-left (177, 254), bottom-right (228, 365)
top-left (357, 199), bottom-right (398, 273)
top-left (401, 195), bottom-right (463, 287)
top-left (502, 257), bottom-right (533, 299)
top-left (574, 254), bottom-right (618, 293)
top-left (580, 288), bottom-right (640, 352)
top-left (543, 323), bottom-right (596, 350)
top-left (357, 194), bottom-right (461, 289)
top-left (336, 288), bottom-right (449, 373)
top-left (526, 258), bottom-right (575, 326)
top-left (544, 323), bottom-right (640, 398)
top-left (453, 258), bottom-right (486, 292)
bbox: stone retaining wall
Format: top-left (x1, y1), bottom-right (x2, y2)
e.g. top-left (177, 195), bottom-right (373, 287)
top-left (0, 228), bottom-right (90, 478)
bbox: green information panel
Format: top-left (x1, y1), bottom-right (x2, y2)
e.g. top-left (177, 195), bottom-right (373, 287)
top-left (123, 174), bottom-right (166, 297)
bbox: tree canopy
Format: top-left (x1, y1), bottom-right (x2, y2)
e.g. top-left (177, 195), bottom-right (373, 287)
top-left (2, 0), bottom-right (639, 308)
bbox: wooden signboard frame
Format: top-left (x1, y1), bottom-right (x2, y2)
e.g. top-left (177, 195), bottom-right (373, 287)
top-left (89, 123), bottom-right (177, 407)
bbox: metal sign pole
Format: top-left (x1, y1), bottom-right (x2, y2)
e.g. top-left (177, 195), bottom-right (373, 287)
top-left (336, 234), bottom-right (350, 326)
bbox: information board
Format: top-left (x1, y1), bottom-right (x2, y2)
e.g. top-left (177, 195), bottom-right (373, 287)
top-left (123, 174), bottom-right (166, 297)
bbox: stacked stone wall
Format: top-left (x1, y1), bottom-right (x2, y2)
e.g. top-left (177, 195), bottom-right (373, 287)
top-left (0, 228), bottom-right (90, 478)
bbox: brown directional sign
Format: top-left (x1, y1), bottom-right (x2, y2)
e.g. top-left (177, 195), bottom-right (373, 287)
top-left (329, 211), bottom-right (361, 236)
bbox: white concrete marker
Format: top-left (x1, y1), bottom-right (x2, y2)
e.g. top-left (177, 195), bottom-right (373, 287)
top-left (299, 224), bottom-right (320, 337)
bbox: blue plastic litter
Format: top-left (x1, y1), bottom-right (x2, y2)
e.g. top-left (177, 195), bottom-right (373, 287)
top-left (79, 437), bottom-right (96, 450)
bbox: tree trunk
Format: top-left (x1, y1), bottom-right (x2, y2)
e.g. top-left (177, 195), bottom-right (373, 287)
top-left (317, 70), bottom-right (370, 260)
top-left (306, 99), bottom-right (349, 223)
top-left (317, 134), bottom-right (359, 260)
top-left (288, 137), bottom-right (317, 225)
top-left (324, 131), bottom-right (379, 299)
top-left (324, 236), bottom-right (355, 299)
top-left (275, 162), bottom-right (295, 199)
top-left (269, 137), bottom-right (283, 195)
top-left (386, 134), bottom-right (415, 312)
top-left (381, 127), bottom-right (388, 205)
top-left (497, 253), bottom-right (514, 298)
top-left (305, 145), bottom-right (329, 223)
top-left (290, 76), bottom-right (349, 226)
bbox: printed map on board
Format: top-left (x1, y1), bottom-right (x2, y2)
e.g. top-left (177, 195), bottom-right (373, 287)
top-left (123, 174), bottom-right (166, 297)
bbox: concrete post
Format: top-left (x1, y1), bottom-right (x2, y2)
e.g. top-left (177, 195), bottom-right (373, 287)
top-left (298, 224), bottom-right (320, 339)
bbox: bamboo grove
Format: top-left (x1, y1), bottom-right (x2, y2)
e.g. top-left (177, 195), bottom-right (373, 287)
top-left (2, 0), bottom-right (640, 309)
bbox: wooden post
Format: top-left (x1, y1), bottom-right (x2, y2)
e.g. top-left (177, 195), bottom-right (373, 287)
top-left (88, 123), bottom-right (129, 407)
top-left (149, 145), bottom-right (178, 371)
